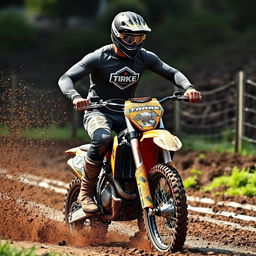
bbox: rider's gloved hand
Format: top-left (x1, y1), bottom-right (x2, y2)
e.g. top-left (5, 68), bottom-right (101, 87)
top-left (184, 88), bottom-right (202, 103)
top-left (73, 97), bottom-right (90, 110)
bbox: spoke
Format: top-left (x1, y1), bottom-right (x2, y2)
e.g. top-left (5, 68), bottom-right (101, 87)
top-left (159, 178), bottom-right (170, 202)
top-left (155, 185), bottom-right (164, 206)
top-left (155, 216), bottom-right (173, 243)
top-left (151, 176), bottom-right (176, 245)
top-left (146, 166), bottom-right (187, 251)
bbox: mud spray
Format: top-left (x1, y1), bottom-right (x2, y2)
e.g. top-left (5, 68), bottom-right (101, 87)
top-left (0, 77), bottom-right (147, 249)
top-left (2, 76), bottom-right (255, 254)
top-left (0, 77), bottom-right (90, 246)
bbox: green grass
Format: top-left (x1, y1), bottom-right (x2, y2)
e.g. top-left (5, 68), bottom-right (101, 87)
top-left (182, 134), bottom-right (256, 156)
top-left (203, 166), bottom-right (256, 197)
top-left (182, 136), bottom-right (234, 153)
top-left (0, 124), bottom-right (120, 142)
top-left (1, 124), bottom-right (256, 155)
top-left (0, 241), bottom-right (36, 256)
top-left (198, 153), bottom-right (206, 159)
top-left (183, 169), bottom-right (203, 189)
top-left (21, 125), bottom-right (89, 141)
top-left (0, 126), bottom-right (9, 136)
top-left (240, 141), bottom-right (256, 156)
top-left (0, 125), bottom-right (90, 142)
top-left (184, 176), bottom-right (198, 189)
top-left (0, 241), bottom-right (68, 256)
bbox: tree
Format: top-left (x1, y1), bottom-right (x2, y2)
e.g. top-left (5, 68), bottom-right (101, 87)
top-left (0, 0), bottom-right (23, 8)
top-left (25, 0), bottom-right (100, 26)
top-left (98, 0), bottom-right (148, 31)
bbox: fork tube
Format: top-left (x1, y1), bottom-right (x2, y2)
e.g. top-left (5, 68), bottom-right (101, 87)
top-left (125, 116), bottom-right (153, 209)
top-left (162, 149), bottom-right (172, 163)
top-left (159, 118), bottom-right (165, 128)
top-left (125, 117), bottom-right (143, 168)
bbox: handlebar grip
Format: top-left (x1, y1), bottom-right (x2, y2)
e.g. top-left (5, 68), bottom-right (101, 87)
top-left (74, 102), bottom-right (93, 111)
top-left (178, 96), bottom-right (189, 102)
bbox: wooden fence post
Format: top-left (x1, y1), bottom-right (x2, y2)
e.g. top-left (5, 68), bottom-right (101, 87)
top-left (235, 70), bottom-right (245, 153)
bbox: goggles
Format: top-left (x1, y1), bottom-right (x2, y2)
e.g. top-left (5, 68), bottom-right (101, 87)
top-left (120, 33), bottom-right (146, 45)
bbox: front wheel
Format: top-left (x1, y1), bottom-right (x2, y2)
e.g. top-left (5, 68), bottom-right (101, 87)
top-left (143, 164), bottom-right (188, 253)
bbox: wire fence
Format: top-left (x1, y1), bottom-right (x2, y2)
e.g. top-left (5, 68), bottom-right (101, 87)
top-left (243, 79), bottom-right (256, 145)
top-left (3, 71), bottom-right (256, 151)
top-left (176, 71), bottom-right (256, 152)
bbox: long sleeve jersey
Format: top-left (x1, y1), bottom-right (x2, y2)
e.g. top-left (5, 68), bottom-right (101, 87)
top-left (58, 44), bottom-right (194, 101)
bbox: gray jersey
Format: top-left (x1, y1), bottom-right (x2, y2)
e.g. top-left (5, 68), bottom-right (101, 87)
top-left (58, 44), bottom-right (194, 101)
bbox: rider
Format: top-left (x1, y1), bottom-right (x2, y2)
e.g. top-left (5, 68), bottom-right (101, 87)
top-left (58, 11), bottom-right (201, 213)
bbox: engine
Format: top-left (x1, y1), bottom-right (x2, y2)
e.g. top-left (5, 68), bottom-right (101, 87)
top-left (100, 182), bottom-right (113, 212)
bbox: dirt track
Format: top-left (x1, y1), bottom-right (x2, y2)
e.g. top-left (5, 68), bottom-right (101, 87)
top-left (0, 137), bottom-right (256, 255)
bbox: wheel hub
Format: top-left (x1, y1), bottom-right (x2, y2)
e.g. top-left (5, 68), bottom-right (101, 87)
top-left (158, 201), bottom-right (176, 219)
top-left (149, 199), bottom-right (176, 219)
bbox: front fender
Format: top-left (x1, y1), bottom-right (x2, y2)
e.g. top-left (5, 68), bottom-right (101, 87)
top-left (140, 129), bottom-right (182, 151)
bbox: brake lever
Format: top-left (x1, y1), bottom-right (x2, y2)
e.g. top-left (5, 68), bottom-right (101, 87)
top-left (173, 91), bottom-right (184, 97)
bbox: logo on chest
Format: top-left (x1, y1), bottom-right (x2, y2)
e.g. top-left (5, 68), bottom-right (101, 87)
top-left (109, 66), bottom-right (140, 90)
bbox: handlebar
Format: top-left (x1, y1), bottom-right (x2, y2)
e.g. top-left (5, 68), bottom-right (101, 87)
top-left (76, 92), bottom-right (189, 111)
top-left (77, 101), bottom-right (123, 111)
top-left (159, 95), bottom-right (189, 104)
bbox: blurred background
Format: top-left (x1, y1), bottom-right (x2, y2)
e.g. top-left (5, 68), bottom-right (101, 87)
top-left (0, 0), bottom-right (256, 154)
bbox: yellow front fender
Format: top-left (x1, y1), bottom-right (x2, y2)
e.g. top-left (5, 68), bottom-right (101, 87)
top-left (140, 129), bottom-right (182, 151)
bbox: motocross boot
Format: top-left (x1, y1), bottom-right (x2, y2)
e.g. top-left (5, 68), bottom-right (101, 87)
top-left (78, 155), bottom-right (101, 213)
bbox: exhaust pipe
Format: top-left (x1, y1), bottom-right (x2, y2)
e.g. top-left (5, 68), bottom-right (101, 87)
top-left (109, 175), bottom-right (136, 200)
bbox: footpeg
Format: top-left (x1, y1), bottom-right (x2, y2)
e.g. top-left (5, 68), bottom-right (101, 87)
top-left (68, 207), bottom-right (93, 224)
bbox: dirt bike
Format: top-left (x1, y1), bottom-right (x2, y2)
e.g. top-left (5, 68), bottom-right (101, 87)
top-left (64, 92), bottom-right (189, 253)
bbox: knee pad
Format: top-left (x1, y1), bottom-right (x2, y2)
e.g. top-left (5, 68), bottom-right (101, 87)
top-left (88, 129), bottom-right (113, 160)
top-left (98, 132), bottom-right (113, 154)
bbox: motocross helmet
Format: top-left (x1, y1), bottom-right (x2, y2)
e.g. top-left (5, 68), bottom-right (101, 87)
top-left (111, 11), bottom-right (151, 58)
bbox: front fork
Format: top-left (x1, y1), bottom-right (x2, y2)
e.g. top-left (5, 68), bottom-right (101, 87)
top-left (125, 117), bottom-right (172, 209)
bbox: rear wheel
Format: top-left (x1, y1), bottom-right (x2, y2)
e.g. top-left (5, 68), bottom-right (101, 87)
top-left (64, 178), bottom-right (84, 231)
top-left (64, 178), bottom-right (109, 243)
top-left (143, 164), bottom-right (188, 253)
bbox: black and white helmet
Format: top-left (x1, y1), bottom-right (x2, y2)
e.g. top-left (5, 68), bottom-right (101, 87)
top-left (111, 11), bottom-right (151, 58)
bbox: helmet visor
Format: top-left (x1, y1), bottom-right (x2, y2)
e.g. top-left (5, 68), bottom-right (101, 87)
top-left (120, 33), bottom-right (146, 46)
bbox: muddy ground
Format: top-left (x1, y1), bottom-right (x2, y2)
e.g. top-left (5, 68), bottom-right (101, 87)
top-left (0, 136), bottom-right (255, 255)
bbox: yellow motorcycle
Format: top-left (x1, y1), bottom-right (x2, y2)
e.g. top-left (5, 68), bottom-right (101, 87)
top-left (64, 92), bottom-right (189, 252)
